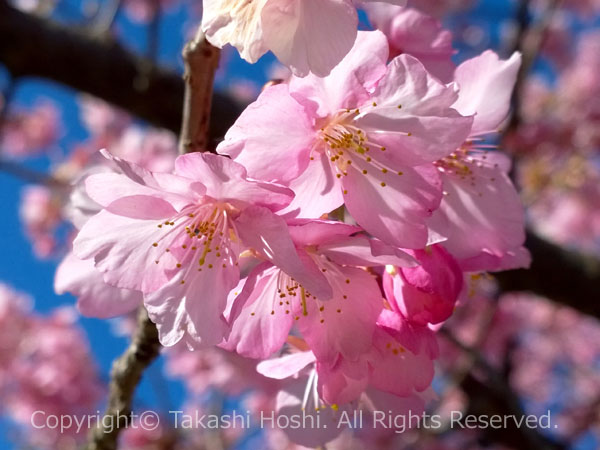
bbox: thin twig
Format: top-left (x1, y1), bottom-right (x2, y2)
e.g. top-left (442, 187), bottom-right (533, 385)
top-left (133, 0), bottom-right (162, 98)
top-left (92, 0), bottom-right (123, 35)
top-left (85, 308), bottom-right (162, 450)
top-left (0, 76), bottom-right (17, 131)
top-left (147, 0), bottom-right (161, 61)
top-left (179, 27), bottom-right (221, 154)
top-left (506, 0), bottom-right (562, 133)
top-left (0, 159), bottom-right (64, 186)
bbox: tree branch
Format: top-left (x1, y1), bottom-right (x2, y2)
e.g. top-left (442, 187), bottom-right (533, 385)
top-left (495, 231), bottom-right (600, 320)
top-left (0, 0), bottom-right (241, 145)
top-left (86, 308), bottom-right (162, 450)
top-left (0, 159), bottom-right (65, 186)
top-left (179, 28), bottom-right (221, 154)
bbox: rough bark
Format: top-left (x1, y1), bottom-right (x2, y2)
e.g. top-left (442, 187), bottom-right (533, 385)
top-left (85, 308), bottom-right (162, 450)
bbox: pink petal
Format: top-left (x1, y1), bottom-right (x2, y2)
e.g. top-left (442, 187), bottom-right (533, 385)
top-left (453, 51), bottom-right (521, 135)
top-left (365, 387), bottom-right (426, 425)
top-left (73, 210), bottom-right (177, 293)
top-left (459, 246), bottom-right (531, 272)
top-left (85, 169), bottom-right (196, 212)
top-left (366, 4), bottom-right (455, 82)
top-left (257, 351), bottom-right (316, 379)
top-left (376, 310), bottom-right (439, 359)
top-left (298, 265), bottom-right (381, 363)
top-left (287, 219), bottom-right (361, 247)
top-left (236, 206), bottom-right (333, 300)
top-left (277, 151), bottom-right (344, 218)
top-left (276, 378), bottom-right (344, 446)
top-left (262, 0), bottom-right (358, 77)
top-left (317, 358), bottom-right (369, 405)
top-left (369, 326), bottom-right (435, 396)
top-left (144, 262), bottom-right (238, 347)
top-left (105, 195), bottom-right (178, 220)
top-left (55, 252), bottom-right (142, 318)
top-left (175, 153), bottom-right (293, 211)
top-left (223, 265), bottom-right (296, 358)
top-left (428, 155), bottom-right (527, 268)
top-left (217, 84), bottom-right (316, 183)
top-left (342, 162), bottom-right (442, 249)
top-left (384, 245), bottom-right (463, 326)
top-left (355, 54), bottom-right (474, 166)
top-left (319, 235), bottom-right (416, 267)
top-left (289, 30), bottom-right (389, 115)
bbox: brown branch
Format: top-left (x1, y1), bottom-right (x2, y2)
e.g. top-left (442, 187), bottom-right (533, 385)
top-left (496, 231), bottom-right (600, 320)
top-left (179, 28), bottom-right (221, 154)
top-left (0, 0), bottom-right (241, 145)
top-left (85, 308), bottom-right (162, 450)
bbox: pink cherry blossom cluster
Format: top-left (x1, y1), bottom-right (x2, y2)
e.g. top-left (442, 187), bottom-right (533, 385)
top-left (0, 100), bottom-right (61, 158)
top-left (506, 31), bottom-right (600, 255)
top-left (534, 0), bottom-right (600, 17)
top-left (122, 0), bottom-right (180, 23)
top-left (406, 0), bottom-right (475, 17)
top-left (438, 291), bottom-right (600, 446)
top-left (51, 3), bottom-right (532, 444)
top-left (0, 283), bottom-right (103, 449)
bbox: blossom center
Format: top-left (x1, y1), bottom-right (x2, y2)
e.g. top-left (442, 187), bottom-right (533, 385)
top-left (316, 108), bottom-right (408, 189)
top-left (151, 202), bottom-right (239, 283)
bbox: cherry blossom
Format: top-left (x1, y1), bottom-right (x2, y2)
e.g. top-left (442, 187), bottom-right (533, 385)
top-left (224, 219), bottom-right (413, 362)
top-left (0, 285), bottom-right (103, 448)
top-left (428, 50), bottom-right (531, 271)
top-left (366, 4), bottom-right (456, 82)
top-left (202, 0), bottom-right (407, 76)
top-left (19, 185), bottom-right (63, 258)
top-left (382, 244), bottom-right (463, 327)
top-left (218, 31), bottom-right (474, 249)
top-left (7, 308), bottom-right (103, 448)
top-left (0, 100), bottom-right (61, 158)
top-left (257, 338), bottom-right (433, 446)
top-left (71, 150), bottom-right (332, 347)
